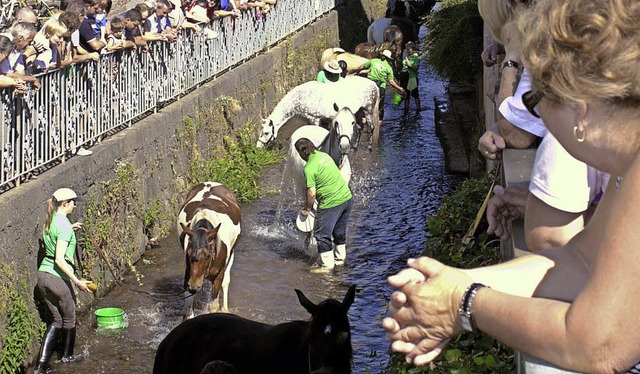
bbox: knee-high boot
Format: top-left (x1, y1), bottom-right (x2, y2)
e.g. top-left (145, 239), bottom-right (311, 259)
top-left (59, 327), bottom-right (76, 362)
top-left (334, 244), bottom-right (346, 266)
top-left (35, 325), bottom-right (60, 374)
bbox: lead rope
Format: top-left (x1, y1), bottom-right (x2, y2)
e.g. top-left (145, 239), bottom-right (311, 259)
top-left (82, 227), bottom-right (195, 301)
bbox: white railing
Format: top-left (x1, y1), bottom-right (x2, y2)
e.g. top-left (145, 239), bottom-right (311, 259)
top-left (0, 0), bottom-right (336, 191)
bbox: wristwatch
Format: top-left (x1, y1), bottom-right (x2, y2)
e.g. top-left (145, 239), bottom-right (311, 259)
top-left (458, 283), bottom-right (487, 333)
top-left (502, 60), bottom-right (520, 71)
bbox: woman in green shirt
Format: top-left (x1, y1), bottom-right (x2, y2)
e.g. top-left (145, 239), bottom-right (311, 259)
top-left (35, 188), bottom-right (93, 374)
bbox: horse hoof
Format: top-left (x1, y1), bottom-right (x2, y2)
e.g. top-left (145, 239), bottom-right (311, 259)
top-left (368, 145), bottom-right (373, 152)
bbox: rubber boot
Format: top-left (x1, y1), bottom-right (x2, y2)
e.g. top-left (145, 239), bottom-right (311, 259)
top-left (334, 244), bottom-right (346, 266)
top-left (35, 325), bottom-right (60, 374)
top-left (59, 327), bottom-right (76, 362)
top-left (311, 251), bottom-right (335, 273)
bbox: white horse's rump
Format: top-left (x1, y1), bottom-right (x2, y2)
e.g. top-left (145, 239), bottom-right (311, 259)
top-left (257, 77), bottom-right (379, 148)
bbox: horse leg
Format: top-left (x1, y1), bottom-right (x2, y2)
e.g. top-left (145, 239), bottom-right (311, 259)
top-left (220, 252), bottom-right (235, 312)
top-left (183, 290), bottom-right (196, 321)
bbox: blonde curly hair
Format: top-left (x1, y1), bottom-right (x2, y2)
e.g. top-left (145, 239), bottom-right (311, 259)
top-left (519, 0), bottom-right (640, 106)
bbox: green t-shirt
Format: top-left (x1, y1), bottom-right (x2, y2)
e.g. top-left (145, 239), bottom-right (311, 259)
top-left (316, 70), bottom-right (343, 83)
top-left (402, 52), bottom-right (420, 80)
top-left (363, 58), bottom-right (394, 88)
top-left (39, 212), bottom-right (76, 281)
top-left (304, 151), bottom-right (352, 209)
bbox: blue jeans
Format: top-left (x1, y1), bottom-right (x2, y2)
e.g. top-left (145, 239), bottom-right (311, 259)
top-left (314, 198), bottom-right (353, 253)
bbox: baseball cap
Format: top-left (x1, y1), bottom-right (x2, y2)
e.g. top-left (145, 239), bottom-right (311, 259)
top-left (53, 188), bottom-right (83, 202)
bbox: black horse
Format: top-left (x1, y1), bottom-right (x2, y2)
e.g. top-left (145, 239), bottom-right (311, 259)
top-left (153, 285), bottom-right (357, 374)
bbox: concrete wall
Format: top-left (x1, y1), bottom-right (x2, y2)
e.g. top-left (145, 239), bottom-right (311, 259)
top-left (0, 11), bottom-right (339, 306)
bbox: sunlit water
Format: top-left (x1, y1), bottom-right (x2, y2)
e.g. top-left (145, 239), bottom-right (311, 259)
top-left (54, 61), bottom-right (463, 373)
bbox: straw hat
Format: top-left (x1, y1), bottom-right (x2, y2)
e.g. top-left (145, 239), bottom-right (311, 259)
top-left (381, 49), bottom-right (393, 59)
top-left (324, 60), bottom-right (342, 74)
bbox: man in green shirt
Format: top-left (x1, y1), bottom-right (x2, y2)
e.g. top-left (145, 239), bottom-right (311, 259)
top-left (296, 138), bottom-right (353, 272)
top-left (350, 49), bottom-right (405, 121)
top-left (316, 59), bottom-right (344, 83)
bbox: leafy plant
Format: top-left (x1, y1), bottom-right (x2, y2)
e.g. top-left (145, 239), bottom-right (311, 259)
top-left (186, 121), bottom-right (281, 203)
top-left (387, 177), bottom-right (515, 373)
top-left (0, 264), bottom-right (44, 373)
top-left (423, 0), bottom-right (483, 84)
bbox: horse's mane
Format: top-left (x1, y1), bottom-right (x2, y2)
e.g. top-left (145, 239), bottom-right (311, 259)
top-left (190, 218), bottom-right (213, 250)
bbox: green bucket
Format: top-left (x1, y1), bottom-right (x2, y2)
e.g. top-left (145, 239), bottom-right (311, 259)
top-left (95, 307), bottom-right (125, 329)
top-left (392, 92), bottom-right (404, 106)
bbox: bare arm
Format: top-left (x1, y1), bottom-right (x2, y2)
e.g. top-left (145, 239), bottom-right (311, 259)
top-left (525, 193), bottom-right (586, 251)
top-left (496, 22), bottom-right (537, 149)
top-left (54, 239), bottom-right (92, 293)
top-left (305, 187), bottom-right (316, 211)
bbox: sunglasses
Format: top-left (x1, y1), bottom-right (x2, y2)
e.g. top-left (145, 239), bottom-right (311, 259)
top-left (522, 90), bottom-right (543, 118)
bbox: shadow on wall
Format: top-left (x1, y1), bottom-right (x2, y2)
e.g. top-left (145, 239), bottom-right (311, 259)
top-left (335, 0), bottom-right (380, 52)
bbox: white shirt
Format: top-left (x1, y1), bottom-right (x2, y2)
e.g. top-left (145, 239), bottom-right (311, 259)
top-left (529, 132), bottom-right (610, 213)
top-left (499, 69), bottom-right (548, 138)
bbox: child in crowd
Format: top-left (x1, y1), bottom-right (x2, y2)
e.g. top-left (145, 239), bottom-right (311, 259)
top-left (34, 20), bottom-right (71, 72)
top-left (104, 17), bottom-right (127, 52)
top-left (96, 0), bottom-right (113, 43)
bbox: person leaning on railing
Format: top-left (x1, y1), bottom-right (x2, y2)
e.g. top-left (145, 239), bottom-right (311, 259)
top-left (3, 22), bottom-right (41, 89)
top-left (384, 0), bottom-right (640, 372)
top-left (0, 35), bottom-right (28, 94)
top-left (477, 0), bottom-right (541, 159)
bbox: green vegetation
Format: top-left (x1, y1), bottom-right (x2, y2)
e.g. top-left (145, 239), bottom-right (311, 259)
top-left (387, 178), bottom-right (516, 373)
top-left (0, 263), bottom-right (44, 373)
top-left (186, 121), bottom-right (281, 203)
top-left (423, 0), bottom-right (483, 84)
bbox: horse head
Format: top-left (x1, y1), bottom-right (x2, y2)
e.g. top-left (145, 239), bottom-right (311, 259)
top-left (295, 285), bottom-right (356, 373)
top-left (181, 221), bottom-right (222, 294)
top-left (331, 103), bottom-right (356, 154)
top-left (256, 118), bottom-right (275, 148)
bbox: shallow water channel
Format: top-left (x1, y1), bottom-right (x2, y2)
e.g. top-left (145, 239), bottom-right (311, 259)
top-left (54, 62), bottom-right (463, 374)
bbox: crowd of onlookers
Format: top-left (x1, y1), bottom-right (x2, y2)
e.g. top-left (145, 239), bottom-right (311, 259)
top-left (0, 0), bottom-right (277, 94)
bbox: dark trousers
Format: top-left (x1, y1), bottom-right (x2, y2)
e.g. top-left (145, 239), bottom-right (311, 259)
top-left (314, 198), bottom-right (353, 253)
top-left (37, 271), bottom-right (77, 328)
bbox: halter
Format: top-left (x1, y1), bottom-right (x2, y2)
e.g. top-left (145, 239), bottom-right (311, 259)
top-left (193, 227), bottom-right (215, 277)
top-left (257, 121), bottom-right (276, 146)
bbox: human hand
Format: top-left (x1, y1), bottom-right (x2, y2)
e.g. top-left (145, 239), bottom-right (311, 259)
top-left (13, 79), bottom-right (27, 94)
top-left (90, 52), bottom-right (100, 62)
top-left (32, 79), bottom-right (41, 90)
top-left (72, 222), bottom-right (84, 231)
top-left (481, 42), bottom-right (504, 67)
top-left (76, 279), bottom-right (94, 293)
top-left (383, 257), bottom-right (473, 365)
top-left (486, 185), bottom-right (527, 239)
top-left (478, 129), bottom-right (506, 160)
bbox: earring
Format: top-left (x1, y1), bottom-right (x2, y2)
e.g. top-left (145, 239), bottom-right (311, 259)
top-left (573, 126), bottom-right (586, 143)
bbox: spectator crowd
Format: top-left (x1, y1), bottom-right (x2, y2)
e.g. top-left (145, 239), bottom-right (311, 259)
top-left (0, 0), bottom-right (277, 94)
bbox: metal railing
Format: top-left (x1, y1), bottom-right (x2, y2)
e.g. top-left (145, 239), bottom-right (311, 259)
top-left (1, 0), bottom-right (335, 191)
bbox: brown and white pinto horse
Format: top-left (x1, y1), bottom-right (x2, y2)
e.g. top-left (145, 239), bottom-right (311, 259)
top-left (177, 182), bottom-right (241, 319)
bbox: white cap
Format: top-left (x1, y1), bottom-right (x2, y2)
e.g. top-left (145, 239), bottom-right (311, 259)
top-left (381, 50), bottom-right (392, 59)
top-left (53, 188), bottom-right (81, 202)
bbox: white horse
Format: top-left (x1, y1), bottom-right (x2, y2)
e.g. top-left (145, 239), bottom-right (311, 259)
top-left (256, 77), bottom-right (380, 148)
top-left (280, 105), bottom-right (356, 211)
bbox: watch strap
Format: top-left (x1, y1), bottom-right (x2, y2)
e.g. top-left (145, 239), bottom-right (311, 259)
top-left (502, 59), bottom-right (520, 70)
top-left (458, 283), bottom-right (487, 333)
